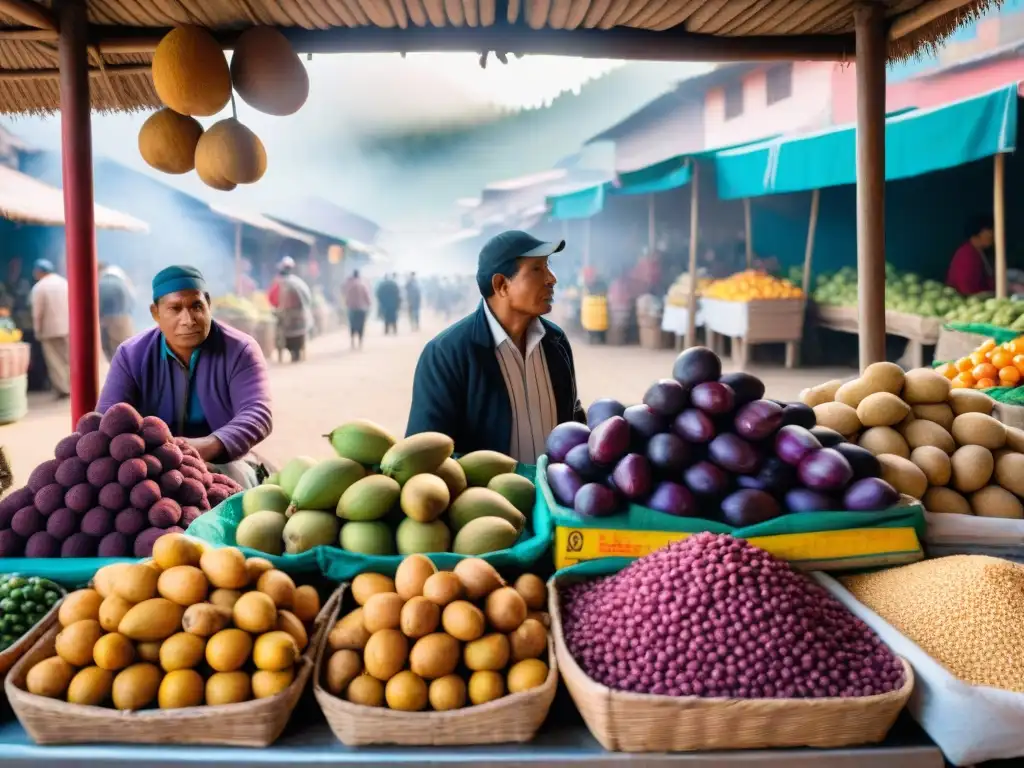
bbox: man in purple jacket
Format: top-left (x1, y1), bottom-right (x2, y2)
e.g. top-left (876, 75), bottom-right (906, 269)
top-left (97, 265), bottom-right (272, 489)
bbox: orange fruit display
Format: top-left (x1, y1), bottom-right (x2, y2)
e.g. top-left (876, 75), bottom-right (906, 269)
top-left (948, 335), bottom-right (1024, 390)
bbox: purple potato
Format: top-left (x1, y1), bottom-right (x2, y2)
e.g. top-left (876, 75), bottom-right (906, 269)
top-left (159, 470), bottom-right (184, 496)
top-left (786, 488), bottom-right (839, 513)
top-left (737, 475), bottom-right (768, 491)
top-left (11, 506), bottom-right (45, 538)
top-left (709, 434), bottom-right (761, 474)
top-left (672, 346), bottom-right (721, 387)
top-left (201, 471), bottom-right (214, 488)
top-left (153, 443), bottom-right (184, 472)
top-left (114, 508), bottom-right (147, 536)
top-left (98, 482), bottom-right (128, 512)
top-left (34, 484), bottom-right (65, 516)
top-left (810, 426), bottom-right (846, 448)
top-left (76, 411), bottom-right (102, 435)
top-left (76, 431), bottom-right (111, 463)
top-left (643, 379), bottom-right (689, 417)
top-left (690, 382), bottom-right (736, 416)
top-left (98, 532), bottom-right (130, 557)
top-left (60, 532), bottom-right (98, 557)
top-left (612, 454), bottom-right (653, 500)
top-left (0, 529), bottom-right (24, 557)
top-left (683, 461), bottom-right (730, 498)
top-left (546, 422), bottom-right (591, 463)
top-left (672, 408), bottom-right (717, 444)
top-left (721, 489), bottom-right (783, 527)
top-left (734, 400), bottom-right (784, 441)
top-left (180, 465), bottom-right (204, 484)
top-left (574, 483), bottom-right (619, 517)
top-left (843, 477), bottom-right (899, 512)
top-left (81, 507), bottom-right (115, 537)
top-left (46, 508), bottom-right (79, 540)
top-left (86, 457), bottom-right (120, 488)
top-left (799, 448), bottom-right (854, 492)
top-left (207, 485), bottom-right (232, 507)
top-left (547, 463), bottom-right (583, 507)
top-left (718, 372), bottom-right (766, 406)
top-left (0, 487), bottom-right (34, 524)
top-left (588, 416), bottom-right (631, 466)
top-left (774, 425), bottom-right (822, 467)
top-left (129, 479), bottom-right (162, 510)
top-left (587, 398), bottom-right (626, 429)
top-left (142, 455), bottom-right (163, 480)
top-left (646, 481), bottom-right (696, 517)
top-left (181, 455), bottom-right (206, 472)
top-left (148, 498), bottom-right (183, 529)
top-left (65, 483), bottom-right (98, 513)
top-left (181, 506), bottom-right (203, 527)
top-left (833, 443), bottom-right (882, 481)
top-left (646, 433), bottom-right (691, 474)
top-left (110, 433), bottom-right (146, 463)
top-left (140, 416), bottom-right (173, 448)
top-left (133, 527), bottom-right (169, 558)
top-left (118, 458), bottom-right (149, 488)
top-left (28, 459), bottom-right (60, 492)
top-left (177, 478), bottom-right (206, 506)
top-left (565, 443), bottom-right (604, 481)
top-left (55, 457), bottom-right (88, 487)
top-left (781, 403), bottom-right (816, 429)
top-left (99, 402), bottom-right (144, 438)
top-left (24, 531), bottom-right (60, 558)
top-left (622, 404), bottom-right (669, 444)
top-left (752, 456), bottom-right (798, 496)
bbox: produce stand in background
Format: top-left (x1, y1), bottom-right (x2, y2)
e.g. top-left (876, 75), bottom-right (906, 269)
top-left (702, 298), bottom-right (805, 369)
top-left (886, 311), bottom-right (941, 370)
top-left (636, 296), bottom-right (673, 351)
top-left (0, 343), bottom-right (29, 425)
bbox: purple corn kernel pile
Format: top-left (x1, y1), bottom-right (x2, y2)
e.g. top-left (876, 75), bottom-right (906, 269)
top-left (561, 532), bottom-right (904, 699)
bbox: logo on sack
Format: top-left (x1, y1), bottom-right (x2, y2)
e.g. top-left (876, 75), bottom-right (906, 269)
top-left (567, 530), bottom-right (584, 553)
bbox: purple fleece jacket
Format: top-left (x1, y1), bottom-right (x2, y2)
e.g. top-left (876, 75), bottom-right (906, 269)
top-left (96, 321), bottom-right (272, 461)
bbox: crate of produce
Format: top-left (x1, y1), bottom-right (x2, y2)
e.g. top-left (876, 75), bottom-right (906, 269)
top-left (4, 541), bottom-right (332, 746)
top-left (185, 425), bottom-right (553, 580)
top-left (814, 304), bottom-right (860, 334)
top-left (313, 557), bottom-right (557, 746)
top-left (549, 538), bottom-right (914, 753)
top-left (817, 559), bottom-right (1024, 766)
top-left (0, 373), bottom-right (26, 425)
top-left (0, 342), bottom-right (29, 380)
top-left (884, 311), bottom-right (941, 344)
top-left (701, 297), bottom-right (806, 343)
top-left (0, 576), bottom-right (65, 681)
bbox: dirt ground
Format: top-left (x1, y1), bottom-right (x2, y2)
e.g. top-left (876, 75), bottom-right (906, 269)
top-left (0, 312), bottom-right (856, 484)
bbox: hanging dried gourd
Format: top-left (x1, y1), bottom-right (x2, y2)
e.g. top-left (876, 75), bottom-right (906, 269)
top-left (137, 108), bottom-right (204, 174)
top-left (229, 26), bottom-right (309, 117)
top-left (193, 117), bottom-right (267, 190)
top-left (151, 25), bottom-right (231, 117)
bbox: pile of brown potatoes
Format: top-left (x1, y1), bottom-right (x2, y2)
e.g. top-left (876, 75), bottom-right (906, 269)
top-left (323, 555), bottom-right (552, 712)
top-left (803, 363), bottom-right (1024, 518)
top-left (24, 536), bottom-right (321, 710)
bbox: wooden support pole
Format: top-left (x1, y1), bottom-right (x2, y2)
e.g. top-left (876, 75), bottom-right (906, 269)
top-left (57, 0), bottom-right (99, 425)
top-left (647, 194), bottom-right (655, 255)
top-left (685, 163), bottom-right (701, 350)
top-left (743, 198), bottom-right (753, 269)
top-left (855, 4), bottom-right (887, 369)
top-left (802, 189), bottom-right (820, 296)
top-left (994, 152), bottom-right (1007, 299)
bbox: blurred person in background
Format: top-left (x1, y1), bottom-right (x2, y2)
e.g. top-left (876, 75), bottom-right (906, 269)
top-left (98, 262), bottom-right (135, 362)
top-left (947, 215), bottom-right (995, 296)
top-left (407, 231), bottom-right (585, 462)
top-left (274, 257), bottom-right (313, 363)
top-left (342, 269), bottom-right (372, 350)
top-left (98, 265), bottom-right (271, 489)
top-left (406, 272), bottom-right (422, 332)
top-left (30, 259), bottom-right (70, 399)
top-left (377, 273), bottom-right (401, 335)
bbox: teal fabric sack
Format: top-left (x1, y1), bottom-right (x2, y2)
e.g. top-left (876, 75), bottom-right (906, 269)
top-left (186, 463), bottom-right (554, 580)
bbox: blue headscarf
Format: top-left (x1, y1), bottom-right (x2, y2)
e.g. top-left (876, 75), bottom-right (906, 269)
top-left (152, 265), bottom-right (206, 302)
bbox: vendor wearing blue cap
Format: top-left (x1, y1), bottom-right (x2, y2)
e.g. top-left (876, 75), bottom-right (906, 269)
top-left (96, 265), bottom-right (272, 489)
top-left (406, 230), bottom-right (585, 463)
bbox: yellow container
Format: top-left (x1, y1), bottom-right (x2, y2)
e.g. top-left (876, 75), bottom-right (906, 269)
top-left (581, 295), bottom-right (608, 332)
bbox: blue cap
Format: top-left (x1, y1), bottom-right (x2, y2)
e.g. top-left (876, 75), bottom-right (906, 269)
top-left (476, 230), bottom-right (564, 296)
top-left (33, 259), bottom-right (54, 274)
top-left (152, 265), bottom-right (207, 302)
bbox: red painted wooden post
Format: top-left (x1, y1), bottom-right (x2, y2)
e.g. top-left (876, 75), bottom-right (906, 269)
top-left (57, 0), bottom-right (100, 426)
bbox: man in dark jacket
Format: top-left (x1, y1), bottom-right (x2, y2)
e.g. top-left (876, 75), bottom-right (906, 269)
top-left (406, 230), bottom-right (585, 463)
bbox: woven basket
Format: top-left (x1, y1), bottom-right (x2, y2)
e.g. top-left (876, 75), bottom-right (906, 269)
top-left (548, 579), bottom-right (914, 753)
top-left (2, 586), bottom-right (343, 746)
top-left (0, 593), bottom-right (64, 679)
top-left (313, 585), bottom-right (559, 746)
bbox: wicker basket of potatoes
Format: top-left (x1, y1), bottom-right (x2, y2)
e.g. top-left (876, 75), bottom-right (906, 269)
top-left (802, 364), bottom-right (1024, 554)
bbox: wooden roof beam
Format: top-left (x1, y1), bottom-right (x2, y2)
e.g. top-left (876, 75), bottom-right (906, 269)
top-left (86, 23), bottom-right (856, 60)
top-left (0, 0), bottom-right (56, 31)
top-left (889, 0), bottom-right (976, 40)
top-left (0, 63), bottom-right (149, 79)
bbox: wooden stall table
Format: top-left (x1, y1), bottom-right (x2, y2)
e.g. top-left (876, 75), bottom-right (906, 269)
top-left (702, 298), bottom-right (805, 369)
top-left (886, 311), bottom-right (941, 369)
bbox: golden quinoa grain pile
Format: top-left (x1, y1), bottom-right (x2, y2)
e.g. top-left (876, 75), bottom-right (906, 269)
top-left (841, 555), bottom-right (1024, 692)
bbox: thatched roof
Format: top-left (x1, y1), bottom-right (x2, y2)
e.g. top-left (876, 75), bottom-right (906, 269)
top-left (0, 0), bottom-right (1000, 115)
top-left (0, 163), bottom-right (149, 230)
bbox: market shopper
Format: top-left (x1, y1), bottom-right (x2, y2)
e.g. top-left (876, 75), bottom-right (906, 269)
top-left (274, 256), bottom-right (314, 363)
top-left (406, 272), bottom-right (422, 332)
top-left (946, 215), bottom-right (996, 295)
top-left (98, 262), bottom-right (135, 361)
top-left (406, 230), bottom-right (585, 463)
top-left (377, 273), bottom-right (401, 335)
top-left (29, 259), bottom-right (70, 399)
top-left (96, 265), bottom-right (272, 490)
top-left (342, 269), bottom-right (372, 350)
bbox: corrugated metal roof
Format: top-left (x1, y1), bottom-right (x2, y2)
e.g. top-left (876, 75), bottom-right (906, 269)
top-left (208, 203), bottom-right (315, 245)
top-left (0, 165), bottom-right (148, 232)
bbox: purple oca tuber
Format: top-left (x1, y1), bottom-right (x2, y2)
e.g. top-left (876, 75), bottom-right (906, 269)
top-left (561, 533), bottom-right (905, 700)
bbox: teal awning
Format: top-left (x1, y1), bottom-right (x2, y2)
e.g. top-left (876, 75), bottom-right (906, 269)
top-left (715, 84), bottom-right (1019, 200)
top-left (548, 183), bottom-right (607, 220)
top-left (546, 158), bottom-right (691, 220)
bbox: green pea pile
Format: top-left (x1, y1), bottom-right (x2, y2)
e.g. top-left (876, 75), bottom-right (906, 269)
top-left (0, 575), bottom-right (62, 652)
